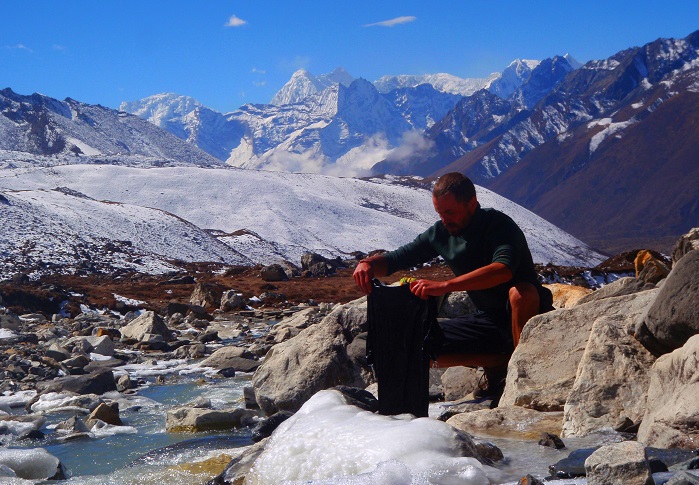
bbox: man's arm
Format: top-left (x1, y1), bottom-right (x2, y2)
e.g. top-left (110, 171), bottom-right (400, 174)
top-left (352, 255), bottom-right (389, 294)
top-left (409, 262), bottom-right (513, 299)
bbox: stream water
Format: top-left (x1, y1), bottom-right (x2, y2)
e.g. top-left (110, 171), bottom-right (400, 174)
top-left (0, 358), bottom-right (655, 485)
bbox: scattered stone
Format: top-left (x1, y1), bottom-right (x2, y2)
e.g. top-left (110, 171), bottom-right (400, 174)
top-left (45, 344), bottom-right (71, 362)
top-left (665, 471), bottom-right (699, 485)
top-left (549, 447), bottom-right (598, 478)
top-left (251, 410), bottom-right (293, 442)
top-left (199, 346), bottom-right (258, 372)
top-left (538, 432), bottom-right (565, 449)
top-left (584, 441), bottom-right (653, 485)
top-left (116, 374), bottom-right (134, 392)
top-left (243, 386), bottom-right (259, 410)
top-left (0, 312), bottom-right (21, 331)
top-left (447, 406), bottom-right (564, 440)
top-left (441, 366), bottom-right (479, 401)
top-left (260, 264), bottom-right (289, 282)
top-left (189, 282), bottom-right (224, 309)
top-left (517, 474), bottom-right (545, 485)
top-left (635, 249), bottom-right (671, 285)
top-left (119, 311), bottom-right (173, 342)
top-left (438, 291), bottom-right (478, 317)
top-left (54, 416), bottom-right (90, 433)
top-left (37, 369), bottom-right (117, 395)
top-left (220, 290), bottom-right (245, 311)
top-left (165, 407), bottom-right (257, 433)
top-left (85, 402), bottom-right (121, 427)
top-left (474, 441), bottom-right (504, 463)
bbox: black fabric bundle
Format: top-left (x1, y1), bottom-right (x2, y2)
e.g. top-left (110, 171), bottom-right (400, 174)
top-left (366, 280), bottom-right (438, 418)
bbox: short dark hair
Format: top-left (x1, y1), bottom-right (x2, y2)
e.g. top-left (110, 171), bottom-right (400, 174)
top-left (432, 172), bottom-right (476, 203)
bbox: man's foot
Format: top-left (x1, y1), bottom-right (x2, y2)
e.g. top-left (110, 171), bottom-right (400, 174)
top-left (472, 366), bottom-right (507, 407)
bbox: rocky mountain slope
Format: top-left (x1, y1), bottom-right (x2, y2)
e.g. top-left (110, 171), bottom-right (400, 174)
top-left (0, 89), bottom-right (222, 167)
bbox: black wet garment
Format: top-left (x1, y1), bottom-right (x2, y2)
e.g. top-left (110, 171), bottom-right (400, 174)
top-left (366, 280), bottom-right (438, 418)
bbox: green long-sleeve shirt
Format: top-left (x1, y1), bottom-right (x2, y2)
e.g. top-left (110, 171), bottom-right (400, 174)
top-left (383, 206), bottom-right (540, 316)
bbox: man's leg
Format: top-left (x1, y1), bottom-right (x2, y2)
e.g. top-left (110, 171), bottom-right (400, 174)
top-left (509, 282), bottom-right (540, 348)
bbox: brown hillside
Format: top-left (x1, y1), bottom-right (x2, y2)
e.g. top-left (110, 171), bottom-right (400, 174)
top-left (487, 91), bottom-right (699, 254)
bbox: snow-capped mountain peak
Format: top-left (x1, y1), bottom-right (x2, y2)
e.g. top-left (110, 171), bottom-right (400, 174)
top-left (270, 68), bottom-right (355, 106)
top-left (118, 93), bottom-right (203, 127)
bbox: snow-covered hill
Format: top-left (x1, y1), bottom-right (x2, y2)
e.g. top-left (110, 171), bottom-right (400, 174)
top-left (0, 164), bottom-right (605, 280)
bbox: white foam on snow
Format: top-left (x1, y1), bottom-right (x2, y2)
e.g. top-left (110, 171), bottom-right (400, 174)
top-left (246, 390), bottom-right (503, 484)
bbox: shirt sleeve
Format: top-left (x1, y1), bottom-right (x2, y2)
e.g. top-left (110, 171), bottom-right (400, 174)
top-left (383, 227), bottom-right (439, 276)
top-left (487, 217), bottom-right (521, 273)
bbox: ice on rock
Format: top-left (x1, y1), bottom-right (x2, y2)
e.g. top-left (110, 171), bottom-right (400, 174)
top-left (0, 448), bottom-right (61, 480)
top-left (245, 389), bottom-right (499, 484)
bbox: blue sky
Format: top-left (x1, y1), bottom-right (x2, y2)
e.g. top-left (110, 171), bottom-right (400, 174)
top-left (2, 1), bottom-right (697, 113)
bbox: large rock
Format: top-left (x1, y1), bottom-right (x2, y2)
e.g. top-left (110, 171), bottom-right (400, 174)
top-left (189, 282), bottom-right (223, 308)
top-left (65, 335), bottom-right (115, 357)
top-left (219, 290), bottom-right (245, 311)
top-left (577, 277), bottom-right (655, 306)
top-left (584, 441), bottom-right (653, 485)
top-left (199, 346), bottom-right (260, 373)
top-left (441, 366), bottom-right (479, 401)
top-left (500, 290), bottom-right (657, 411)
top-left (165, 407), bottom-right (257, 432)
top-left (561, 310), bottom-right (657, 437)
top-left (251, 297), bottom-right (368, 415)
top-left (637, 334), bottom-right (699, 449)
top-left (37, 369), bottom-right (117, 395)
top-left (634, 250), bottom-right (671, 285)
top-left (635, 250), bottom-right (699, 355)
top-left (119, 311), bottom-right (172, 342)
top-left (259, 264), bottom-right (289, 282)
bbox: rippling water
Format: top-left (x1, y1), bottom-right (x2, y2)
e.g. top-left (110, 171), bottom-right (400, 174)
top-left (2, 364), bottom-right (256, 484)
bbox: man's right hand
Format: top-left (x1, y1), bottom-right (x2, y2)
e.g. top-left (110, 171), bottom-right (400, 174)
top-left (353, 260), bottom-right (375, 294)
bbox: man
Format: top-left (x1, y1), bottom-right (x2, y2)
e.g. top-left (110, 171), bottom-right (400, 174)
top-left (353, 172), bottom-right (547, 400)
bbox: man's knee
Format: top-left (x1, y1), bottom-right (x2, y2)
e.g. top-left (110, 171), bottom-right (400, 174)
top-left (509, 282), bottom-right (539, 310)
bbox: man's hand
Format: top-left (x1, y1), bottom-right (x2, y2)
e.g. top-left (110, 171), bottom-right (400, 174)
top-left (353, 260), bottom-right (375, 294)
top-left (409, 279), bottom-right (448, 299)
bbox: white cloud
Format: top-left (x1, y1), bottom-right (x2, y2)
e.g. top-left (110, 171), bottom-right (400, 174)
top-left (225, 15), bottom-right (247, 27)
top-left (252, 67), bottom-right (267, 75)
top-left (5, 44), bottom-right (33, 53)
top-left (364, 16), bottom-right (416, 28)
top-left (384, 130), bottom-right (434, 163)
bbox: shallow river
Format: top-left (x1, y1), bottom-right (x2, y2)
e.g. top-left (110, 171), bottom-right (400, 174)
top-left (0, 359), bottom-right (647, 485)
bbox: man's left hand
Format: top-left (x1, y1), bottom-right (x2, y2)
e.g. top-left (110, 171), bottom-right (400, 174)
top-left (409, 279), bottom-right (447, 299)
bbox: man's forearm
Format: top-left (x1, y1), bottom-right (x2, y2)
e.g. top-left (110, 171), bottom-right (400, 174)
top-left (443, 262), bottom-right (513, 292)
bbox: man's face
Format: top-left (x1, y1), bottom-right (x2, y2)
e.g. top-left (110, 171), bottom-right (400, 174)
top-left (432, 192), bottom-right (477, 235)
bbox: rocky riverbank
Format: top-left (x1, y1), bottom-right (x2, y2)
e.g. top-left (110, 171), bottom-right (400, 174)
top-left (1, 234), bottom-right (698, 483)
